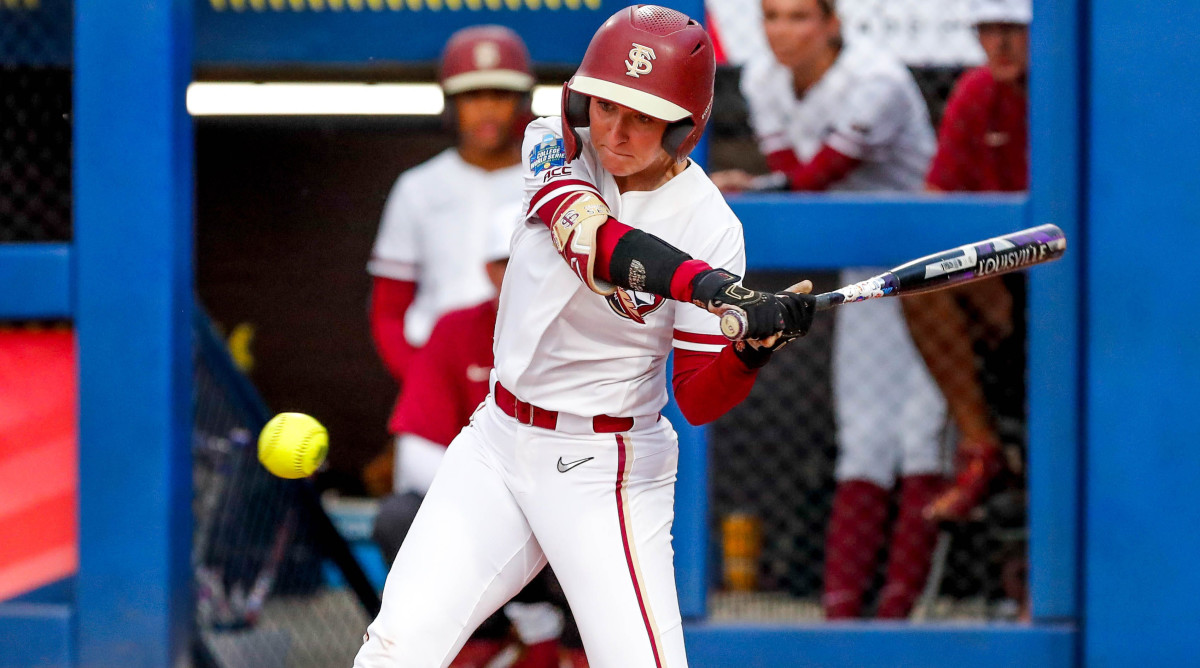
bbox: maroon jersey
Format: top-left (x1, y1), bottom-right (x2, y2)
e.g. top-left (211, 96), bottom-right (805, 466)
top-left (389, 300), bottom-right (497, 445)
top-left (926, 67), bottom-right (1028, 192)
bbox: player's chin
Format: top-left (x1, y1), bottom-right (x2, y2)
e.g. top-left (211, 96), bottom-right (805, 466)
top-left (464, 125), bottom-right (507, 149)
top-left (989, 62), bottom-right (1024, 84)
top-left (597, 152), bottom-right (640, 177)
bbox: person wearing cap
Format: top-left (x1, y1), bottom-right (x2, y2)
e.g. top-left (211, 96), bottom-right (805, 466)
top-left (355, 5), bottom-right (815, 667)
top-left (907, 0), bottom-right (1031, 526)
top-left (362, 25), bottom-right (533, 496)
top-left (926, 0), bottom-right (1030, 193)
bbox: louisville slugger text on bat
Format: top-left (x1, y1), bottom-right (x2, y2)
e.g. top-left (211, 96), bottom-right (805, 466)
top-left (720, 223), bottom-right (1067, 340)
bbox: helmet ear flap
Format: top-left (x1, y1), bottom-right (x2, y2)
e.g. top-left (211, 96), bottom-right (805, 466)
top-left (561, 83), bottom-right (591, 160)
top-left (662, 120), bottom-right (695, 162)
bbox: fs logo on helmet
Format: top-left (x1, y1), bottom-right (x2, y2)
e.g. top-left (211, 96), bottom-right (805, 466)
top-left (625, 43), bottom-right (656, 78)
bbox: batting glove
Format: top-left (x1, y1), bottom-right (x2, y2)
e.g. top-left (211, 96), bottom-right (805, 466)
top-left (691, 269), bottom-right (816, 341)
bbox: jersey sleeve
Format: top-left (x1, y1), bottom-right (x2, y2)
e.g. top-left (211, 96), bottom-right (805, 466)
top-left (741, 58), bottom-right (792, 156)
top-left (826, 75), bottom-right (914, 159)
top-left (368, 174), bottom-right (421, 281)
top-left (672, 223), bottom-right (747, 353)
top-left (520, 117), bottom-right (605, 225)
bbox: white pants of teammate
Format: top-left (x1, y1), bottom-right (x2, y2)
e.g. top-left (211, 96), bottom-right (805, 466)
top-left (833, 268), bottom-right (949, 488)
top-left (354, 394), bottom-right (687, 668)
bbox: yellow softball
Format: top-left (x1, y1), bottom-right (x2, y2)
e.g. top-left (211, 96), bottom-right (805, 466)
top-left (258, 412), bottom-right (328, 479)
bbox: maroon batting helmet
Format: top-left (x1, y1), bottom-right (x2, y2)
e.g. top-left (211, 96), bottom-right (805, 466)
top-left (439, 25), bottom-right (535, 96)
top-left (561, 5), bottom-right (715, 162)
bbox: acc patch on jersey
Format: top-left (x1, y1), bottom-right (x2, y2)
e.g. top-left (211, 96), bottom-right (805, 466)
top-left (529, 133), bottom-right (566, 175)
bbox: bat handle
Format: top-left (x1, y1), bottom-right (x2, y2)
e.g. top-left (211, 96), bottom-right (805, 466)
top-left (814, 292), bottom-right (841, 311)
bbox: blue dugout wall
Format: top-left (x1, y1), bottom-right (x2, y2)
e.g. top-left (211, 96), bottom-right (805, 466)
top-left (2, 0), bottom-right (1199, 665)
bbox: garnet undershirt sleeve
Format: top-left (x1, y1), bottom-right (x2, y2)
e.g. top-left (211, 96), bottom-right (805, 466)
top-left (671, 347), bottom-right (761, 425)
top-left (767, 145), bottom-right (862, 192)
top-left (369, 276), bottom-right (418, 382)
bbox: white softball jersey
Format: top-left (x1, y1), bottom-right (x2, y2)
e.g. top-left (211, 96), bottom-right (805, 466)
top-left (493, 116), bottom-right (744, 419)
top-left (368, 149), bottom-right (524, 347)
top-left (741, 40), bottom-right (936, 192)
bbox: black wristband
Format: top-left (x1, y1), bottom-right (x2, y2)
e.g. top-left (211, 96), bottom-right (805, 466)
top-left (732, 341), bottom-right (773, 369)
top-left (689, 268), bottom-right (740, 305)
top-left (609, 228), bottom-right (693, 297)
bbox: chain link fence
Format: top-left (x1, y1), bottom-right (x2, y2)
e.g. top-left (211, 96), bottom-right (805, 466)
top-left (194, 311), bottom-right (377, 667)
top-left (0, 0), bottom-right (73, 242)
top-left (708, 270), bottom-right (1028, 622)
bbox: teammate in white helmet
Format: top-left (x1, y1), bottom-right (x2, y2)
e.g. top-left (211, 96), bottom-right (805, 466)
top-left (355, 6), bottom-right (815, 667)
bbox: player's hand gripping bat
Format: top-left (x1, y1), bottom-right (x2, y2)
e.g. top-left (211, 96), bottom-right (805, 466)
top-left (719, 223), bottom-right (1067, 341)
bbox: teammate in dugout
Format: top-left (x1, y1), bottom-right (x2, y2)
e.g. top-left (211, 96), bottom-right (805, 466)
top-left (711, 0), bottom-right (950, 619)
top-left (364, 25), bottom-right (533, 496)
top-left (354, 6), bottom-right (814, 667)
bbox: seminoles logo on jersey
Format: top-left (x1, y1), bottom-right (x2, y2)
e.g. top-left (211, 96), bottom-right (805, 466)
top-left (625, 44), bottom-right (656, 78)
top-left (529, 133), bottom-right (567, 175)
top-left (606, 288), bottom-right (665, 324)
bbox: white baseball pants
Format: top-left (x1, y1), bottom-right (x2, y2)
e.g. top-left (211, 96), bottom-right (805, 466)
top-left (353, 395), bottom-right (687, 668)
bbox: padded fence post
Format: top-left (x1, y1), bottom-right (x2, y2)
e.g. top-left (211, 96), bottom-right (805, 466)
top-left (75, 0), bottom-right (195, 665)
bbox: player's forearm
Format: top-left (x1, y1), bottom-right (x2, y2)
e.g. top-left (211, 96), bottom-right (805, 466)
top-left (369, 277), bottom-right (418, 381)
top-left (758, 146), bottom-right (861, 192)
top-left (595, 218), bottom-right (711, 301)
top-left (532, 189), bottom-right (711, 301)
top-left (535, 187), bottom-right (710, 297)
top-left (671, 347), bottom-right (760, 425)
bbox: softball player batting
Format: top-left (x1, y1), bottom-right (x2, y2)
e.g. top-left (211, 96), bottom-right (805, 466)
top-left (354, 6), bottom-right (814, 667)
